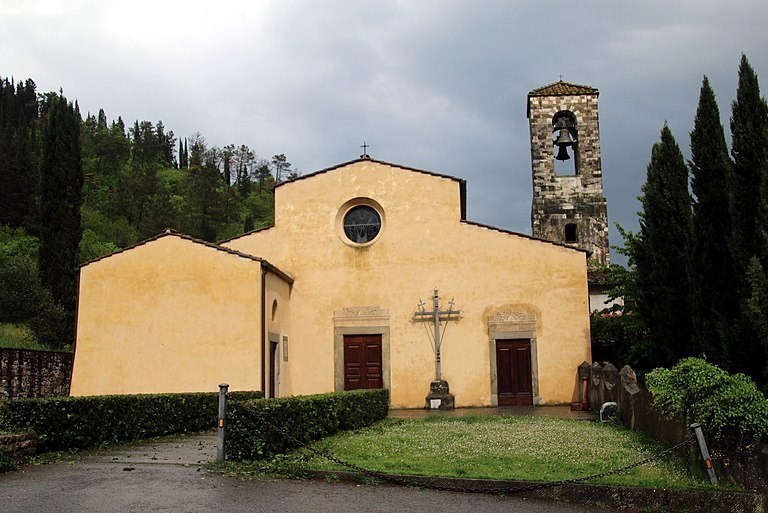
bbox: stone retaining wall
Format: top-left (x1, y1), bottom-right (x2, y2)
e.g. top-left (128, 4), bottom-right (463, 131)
top-left (0, 432), bottom-right (37, 462)
top-left (0, 348), bottom-right (73, 399)
top-left (585, 361), bottom-right (768, 493)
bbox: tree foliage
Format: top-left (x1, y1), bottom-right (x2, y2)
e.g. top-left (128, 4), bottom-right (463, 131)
top-left (602, 55), bottom-right (768, 391)
top-left (727, 55), bottom-right (768, 386)
top-left (38, 93), bottom-right (83, 346)
top-left (689, 76), bottom-right (737, 363)
top-left (631, 125), bottom-right (693, 370)
top-left (0, 77), bottom-right (39, 232)
top-left (0, 75), bottom-right (293, 349)
top-left (646, 358), bottom-right (768, 446)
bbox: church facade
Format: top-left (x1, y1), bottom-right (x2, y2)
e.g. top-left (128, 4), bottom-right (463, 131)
top-left (71, 82), bottom-right (604, 409)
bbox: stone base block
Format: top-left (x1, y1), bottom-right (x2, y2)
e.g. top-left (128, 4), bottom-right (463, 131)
top-left (425, 380), bottom-right (455, 410)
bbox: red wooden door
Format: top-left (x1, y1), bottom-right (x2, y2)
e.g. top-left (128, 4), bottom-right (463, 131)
top-left (343, 334), bottom-right (383, 390)
top-left (496, 339), bottom-right (533, 406)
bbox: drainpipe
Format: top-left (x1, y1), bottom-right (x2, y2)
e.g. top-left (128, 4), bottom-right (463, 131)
top-left (260, 265), bottom-right (267, 393)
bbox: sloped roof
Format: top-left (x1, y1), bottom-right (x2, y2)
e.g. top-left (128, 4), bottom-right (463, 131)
top-left (79, 229), bottom-right (293, 284)
top-left (528, 80), bottom-right (599, 97)
top-left (274, 157), bottom-right (467, 220)
top-left (462, 220), bottom-right (588, 254)
top-left (276, 157), bottom-right (465, 188)
top-left (219, 224), bottom-right (274, 244)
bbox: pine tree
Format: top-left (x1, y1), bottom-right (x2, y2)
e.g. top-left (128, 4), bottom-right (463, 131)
top-left (632, 125), bottom-right (694, 370)
top-left (689, 76), bottom-right (737, 363)
top-left (38, 93), bottom-right (83, 346)
top-left (271, 153), bottom-right (291, 183)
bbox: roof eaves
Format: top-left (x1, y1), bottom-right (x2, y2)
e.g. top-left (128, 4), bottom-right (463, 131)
top-left (528, 81), bottom-right (599, 97)
top-left (218, 224), bottom-right (275, 244)
top-left (260, 259), bottom-right (294, 285)
top-left (527, 81), bottom-right (599, 118)
top-left (274, 157), bottom-right (466, 189)
top-left (461, 220), bottom-right (589, 254)
top-left (79, 229), bottom-right (278, 270)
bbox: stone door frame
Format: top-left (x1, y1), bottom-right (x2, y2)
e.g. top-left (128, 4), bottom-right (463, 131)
top-left (488, 311), bottom-right (540, 406)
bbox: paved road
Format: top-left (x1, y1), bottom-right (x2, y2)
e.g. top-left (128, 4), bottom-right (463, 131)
top-left (0, 434), bottom-right (612, 513)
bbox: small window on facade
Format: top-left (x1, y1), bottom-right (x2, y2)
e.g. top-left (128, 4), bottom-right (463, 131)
top-left (565, 223), bottom-right (578, 243)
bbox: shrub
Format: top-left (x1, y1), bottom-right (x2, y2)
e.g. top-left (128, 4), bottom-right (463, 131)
top-left (0, 390), bottom-right (262, 452)
top-left (646, 358), bottom-right (768, 446)
top-left (226, 389), bottom-right (389, 460)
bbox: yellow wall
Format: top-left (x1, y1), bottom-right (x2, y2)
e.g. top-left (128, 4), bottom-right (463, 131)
top-left (224, 160), bottom-right (591, 408)
top-left (264, 270), bottom-right (292, 398)
top-left (71, 235), bottom-right (266, 396)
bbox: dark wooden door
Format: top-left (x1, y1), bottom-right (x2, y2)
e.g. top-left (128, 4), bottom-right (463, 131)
top-left (496, 339), bottom-right (533, 406)
top-left (343, 334), bottom-right (383, 390)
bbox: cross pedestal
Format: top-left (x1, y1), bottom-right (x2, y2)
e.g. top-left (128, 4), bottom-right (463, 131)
top-left (425, 379), bottom-right (455, 410)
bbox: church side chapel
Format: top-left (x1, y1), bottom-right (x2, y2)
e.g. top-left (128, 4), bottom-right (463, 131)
top-left (70, 81), bottom-right (609, 409)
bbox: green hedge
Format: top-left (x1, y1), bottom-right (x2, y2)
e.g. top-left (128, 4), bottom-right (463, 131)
top-left (646, 358), bottom-right (768, 445)
top-left (0, 390), bottom-right (262, 452)
top-left (226, 388), bottom-right (389, 460)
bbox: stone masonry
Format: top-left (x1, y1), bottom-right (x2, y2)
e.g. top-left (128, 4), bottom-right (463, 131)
top-left (528, 81), bottom-right (610, 265)
top-left (0, 348), bottom-right (73, 399)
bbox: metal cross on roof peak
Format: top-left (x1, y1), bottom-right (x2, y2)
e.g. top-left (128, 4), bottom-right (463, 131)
top-left (360, 141), bottom-right (371, 159)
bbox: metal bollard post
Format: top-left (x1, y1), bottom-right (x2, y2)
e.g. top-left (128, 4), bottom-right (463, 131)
top-left (690, 422), bottom-right (718, 485)
top-left (216, 383), bottom-right (229, 462)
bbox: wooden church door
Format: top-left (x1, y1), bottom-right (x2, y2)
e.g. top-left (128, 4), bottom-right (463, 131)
top-left (343, 334), bottom-right (383, 390)
top-left (496, 339), bottom-right (533, 406)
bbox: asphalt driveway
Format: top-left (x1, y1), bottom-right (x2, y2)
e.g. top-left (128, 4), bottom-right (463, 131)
top-left (0, 432), bottom-right (610, 513)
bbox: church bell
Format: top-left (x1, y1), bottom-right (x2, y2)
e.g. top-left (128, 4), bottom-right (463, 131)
top-left (553, 117), bottom-right (576, 161)
top-left (554, 129), bottom-right (575, 161)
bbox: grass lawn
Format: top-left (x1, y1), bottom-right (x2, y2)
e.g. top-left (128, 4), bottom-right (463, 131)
top-left (268, 415), bottom-right (707, 489)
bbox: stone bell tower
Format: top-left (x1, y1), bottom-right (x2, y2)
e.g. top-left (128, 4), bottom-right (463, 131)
top-left (527, 80), bottom-right (610, 265)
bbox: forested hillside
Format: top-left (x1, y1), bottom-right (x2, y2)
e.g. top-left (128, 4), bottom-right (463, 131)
top-left (0, 76), bottom-right (291, 348)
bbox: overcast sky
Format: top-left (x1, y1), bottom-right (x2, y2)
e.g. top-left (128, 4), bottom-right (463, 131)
top-left (3, 1), bottom-right (767, 264)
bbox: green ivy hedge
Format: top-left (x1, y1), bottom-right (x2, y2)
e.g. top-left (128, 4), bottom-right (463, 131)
top-left (646, 358), bottom-right (768, 446)
top-left (226, 388), bottom-right (389, 460)
top-left (0, 390), bottom-right (262, 452)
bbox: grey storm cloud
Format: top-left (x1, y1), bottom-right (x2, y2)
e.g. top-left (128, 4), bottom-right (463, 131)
top-left (2, 0), bottom-right (768, 264)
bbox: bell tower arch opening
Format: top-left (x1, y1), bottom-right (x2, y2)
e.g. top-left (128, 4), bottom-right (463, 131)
top-left (527, 80), bottom-right (610, 265)
top-left (552, 110), bottom-right (579, 176)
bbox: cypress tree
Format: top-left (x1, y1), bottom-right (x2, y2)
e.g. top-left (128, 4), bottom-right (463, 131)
top-left (689, 76), bottom-right (737, 363)
top-left (729, 54), bottom-right (768, 276)
top-left (633, 125), bottom-right (694, 370)
top-left (0, 77), bottom-right (39, 231)
top-left (728, 54), bottom-right (768, 384)
top-left (243, 211), bottom-right (255, 233)
top-left (38, 93), bottom-right (83, 346)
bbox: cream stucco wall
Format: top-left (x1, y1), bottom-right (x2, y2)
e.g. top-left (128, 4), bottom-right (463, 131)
top-left (71, 235), bottom-right (267, 396)
top-left (265, 270), bottom-right (292, 397)
top-left (224, 160), bottom-right (591, 408)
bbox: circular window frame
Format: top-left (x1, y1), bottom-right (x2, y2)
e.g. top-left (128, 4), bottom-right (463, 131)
top-left (335, 197), bottom-right (385, 248)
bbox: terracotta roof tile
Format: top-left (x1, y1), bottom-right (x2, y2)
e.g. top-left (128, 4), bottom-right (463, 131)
top-left (528, 81), bottom-right (599, 97)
